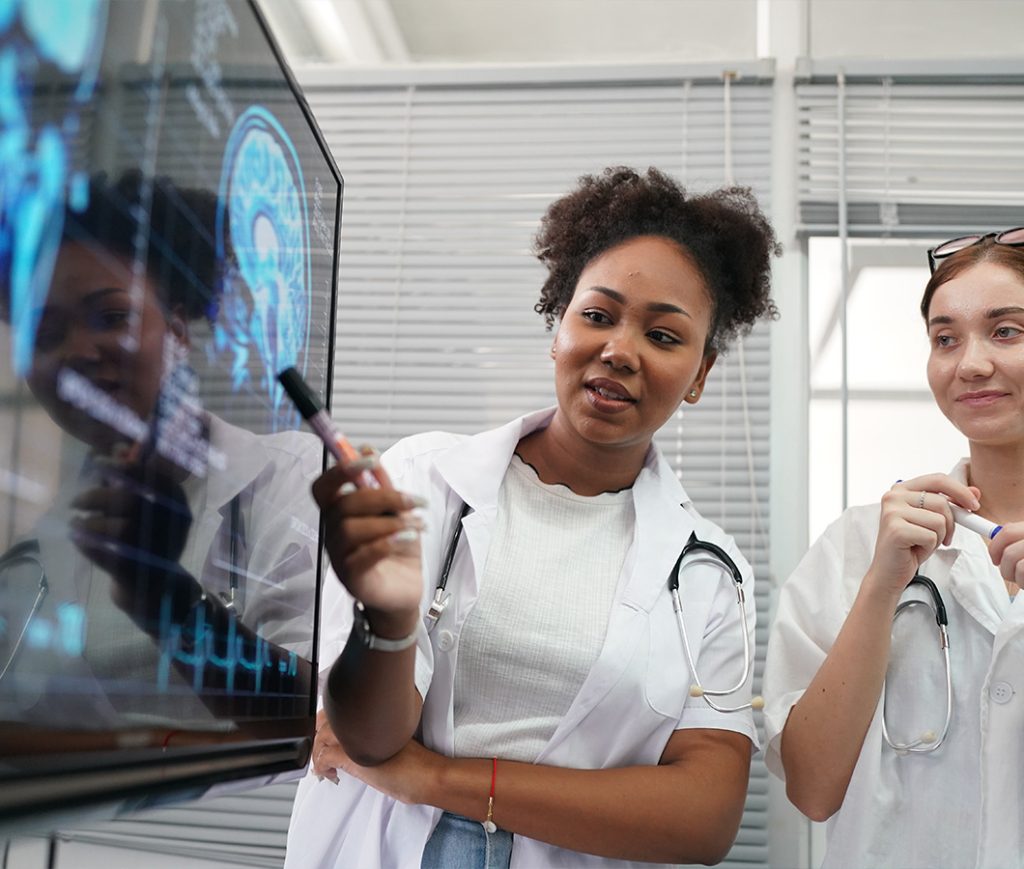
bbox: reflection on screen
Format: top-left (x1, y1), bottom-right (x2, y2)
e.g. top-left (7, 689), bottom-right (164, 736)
top-left (0, 0), bottom-right (338, 752)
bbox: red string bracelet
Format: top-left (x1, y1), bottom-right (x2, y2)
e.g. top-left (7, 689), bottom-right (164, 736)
top-left (483, 757), bottom-right (497, 833)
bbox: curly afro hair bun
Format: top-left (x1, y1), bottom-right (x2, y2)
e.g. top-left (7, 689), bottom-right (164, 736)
top-left (534, 166), bottom-right (780, 354)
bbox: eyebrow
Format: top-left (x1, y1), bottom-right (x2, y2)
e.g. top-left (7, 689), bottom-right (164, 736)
top-left (37, 287), bottom-right (128, 320)
top-left (587, 285), bottom-right (691, 318)
top-left (929, 305), bottom-right (1024, 328)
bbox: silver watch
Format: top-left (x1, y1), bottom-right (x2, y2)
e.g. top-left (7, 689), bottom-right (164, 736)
top-left (352, 601), bottom-right (418, 652)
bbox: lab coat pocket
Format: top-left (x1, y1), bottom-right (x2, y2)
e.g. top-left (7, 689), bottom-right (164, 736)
top-left (645, 588), bottom-right (714, 720)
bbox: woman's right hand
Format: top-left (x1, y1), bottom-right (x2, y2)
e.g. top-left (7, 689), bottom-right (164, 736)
top-left (312, 453), bottom-right (426, 637)
top-left (867, 473), bottom-right (981, 596)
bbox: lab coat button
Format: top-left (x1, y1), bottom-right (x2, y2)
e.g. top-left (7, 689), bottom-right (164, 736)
top-left (438, 630), bottom-right (455, 651)
top-left (991, 681), bottom-right (1014, 704)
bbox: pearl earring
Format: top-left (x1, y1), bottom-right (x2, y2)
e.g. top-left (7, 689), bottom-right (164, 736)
top-left (689, 389), bottom-right (698, 398)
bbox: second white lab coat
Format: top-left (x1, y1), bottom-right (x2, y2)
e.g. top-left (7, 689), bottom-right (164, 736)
top-left (763, 460), bottom-right (1024, 869)
top-left (287, 407), bottom-right (758, 869)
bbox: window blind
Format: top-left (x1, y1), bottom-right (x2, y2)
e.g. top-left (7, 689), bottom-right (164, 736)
top-left (797, 65), bottom-right (1024, 236)
top-left (73, 62), bottom-right (775, 869)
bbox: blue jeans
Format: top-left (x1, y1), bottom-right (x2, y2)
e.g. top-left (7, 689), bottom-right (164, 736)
top-left (421, 811), bottom-right (513, 869)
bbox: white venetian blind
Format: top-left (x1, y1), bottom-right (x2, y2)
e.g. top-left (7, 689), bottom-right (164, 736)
top-left (797, 65), bottom-right (1024, 236)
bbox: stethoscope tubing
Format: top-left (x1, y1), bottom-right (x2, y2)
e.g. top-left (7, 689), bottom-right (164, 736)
top-left (880, 574), bottom-right (953, 754)
top-left (0, 545), bottom-right (49, 682)
top-left (427, 506), bottom-right (757, 712)
top-left (671, 553), bottom-right (753, 712)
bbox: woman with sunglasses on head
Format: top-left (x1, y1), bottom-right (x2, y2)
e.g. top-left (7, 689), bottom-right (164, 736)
top-left (285, 167), bottom-right (779, 869)
top-left (763, 228), bottom-right (1024, 868)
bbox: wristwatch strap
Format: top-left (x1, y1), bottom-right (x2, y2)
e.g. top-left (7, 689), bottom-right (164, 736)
top-left (352, 601), bottom-right (418, 652)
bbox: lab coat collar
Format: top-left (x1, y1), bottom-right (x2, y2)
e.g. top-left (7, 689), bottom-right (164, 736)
top-left (432, 406), bottom-right (690, 517)
top-left (624, 451), bottom-right (699, 612)
top-left (432, 407), bottom-right (558, 513)
top-left (200, 415), bottom-right (270, 511)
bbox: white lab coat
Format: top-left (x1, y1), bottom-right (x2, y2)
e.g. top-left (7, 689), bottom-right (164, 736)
top-left (763, 459), bottom-right (1024, 869)
top-left (287, 407), bottom-right (758, 869)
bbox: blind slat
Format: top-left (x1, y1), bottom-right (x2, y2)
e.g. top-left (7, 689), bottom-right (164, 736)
top-left (797, 76), bottom-right (1024, 235)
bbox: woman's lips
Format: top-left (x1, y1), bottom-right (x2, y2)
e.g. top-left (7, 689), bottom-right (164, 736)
top-left (956, 390), bottom-right (1008, 408)
top-left (585, 379), bottom-right (636, 413)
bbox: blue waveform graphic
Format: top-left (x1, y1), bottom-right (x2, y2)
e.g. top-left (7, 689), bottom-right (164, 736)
top-left (156, 594), bottom-right (298, 696)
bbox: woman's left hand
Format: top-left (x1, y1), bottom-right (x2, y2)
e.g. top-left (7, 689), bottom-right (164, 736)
top-left (987, 521), bottom-right (1024, 591)
top-left (311, 709), bottom-right (439, 804)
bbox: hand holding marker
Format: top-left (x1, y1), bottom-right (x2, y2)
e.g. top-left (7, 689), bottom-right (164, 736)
top-left (277, 367), bottom-right (379, 488)
top-left (897, 479), bottom-right (1002, 540)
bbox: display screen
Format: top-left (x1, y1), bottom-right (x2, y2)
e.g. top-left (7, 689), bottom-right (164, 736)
top-left (0, 0), bottom-right (340, 825)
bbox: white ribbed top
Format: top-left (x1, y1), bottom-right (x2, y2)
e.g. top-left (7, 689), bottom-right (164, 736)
top-left (452, 454), bottom-right (635, 762)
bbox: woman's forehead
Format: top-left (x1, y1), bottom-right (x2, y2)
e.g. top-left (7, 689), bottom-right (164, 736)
top-left (929, 261), bottom-right (1024, 320)
top-left (48, 243), bottom-right (163, 311)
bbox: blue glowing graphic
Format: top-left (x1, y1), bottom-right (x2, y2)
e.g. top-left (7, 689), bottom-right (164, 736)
top-left (215, 106), bottom-right (310, 428)
top-left (156, 594), bottom-right (298, 696)
top-left (0, 0), bottom-right (107, 375)
top-left (20, 601), bottom-right (87, 655)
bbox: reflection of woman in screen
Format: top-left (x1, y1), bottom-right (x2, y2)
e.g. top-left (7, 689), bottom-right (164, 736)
top-left (763, 232), bottom-right (1024, 869)
top-left (0, 171), bottom-right (319, 728)
top-left (287, 167), bottom-right (778, 869)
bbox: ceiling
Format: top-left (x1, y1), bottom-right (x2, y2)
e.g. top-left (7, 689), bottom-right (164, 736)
top-left (257, 0), bottom-right (760, 67)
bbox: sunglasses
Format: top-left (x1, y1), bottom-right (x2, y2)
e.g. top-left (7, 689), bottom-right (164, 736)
top-left (927, 227), bottom-right (1024, 273)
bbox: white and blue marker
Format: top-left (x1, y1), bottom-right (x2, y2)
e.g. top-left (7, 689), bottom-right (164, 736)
top-left (950, 503), bottom-right (1002, 540)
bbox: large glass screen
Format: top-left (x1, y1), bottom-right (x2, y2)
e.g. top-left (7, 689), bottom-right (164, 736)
top-left (0, 0), bottom-right (340, 821)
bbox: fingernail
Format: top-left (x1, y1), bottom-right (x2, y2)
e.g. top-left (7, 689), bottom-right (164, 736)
top-left (389, 528), bottom-right (419, 546)
top-left (402, 494), bottom-right (428, 509)
top-left (402, 515), bottom-right (426, 531)
top-left (345, 456), bottom-right (377, 473)
top-left (358, 444), bottom-right (380, 459)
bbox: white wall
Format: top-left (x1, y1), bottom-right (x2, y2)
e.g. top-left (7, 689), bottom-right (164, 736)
top-left (388, 0), bottom-right (759, 62)
top-left (808, 0), bottom-right (1024, 59)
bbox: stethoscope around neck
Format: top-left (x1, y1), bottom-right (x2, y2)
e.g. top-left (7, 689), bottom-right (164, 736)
top-left (881, 574), bottom-right (952, 754)
top-left (424, 504), bottom-right (761, 714)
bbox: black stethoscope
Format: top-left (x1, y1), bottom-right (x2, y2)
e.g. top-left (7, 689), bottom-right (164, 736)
top-left (881, 574), bottom-right (952, 754)
top-left (423, 503), bottom-right (760, 713)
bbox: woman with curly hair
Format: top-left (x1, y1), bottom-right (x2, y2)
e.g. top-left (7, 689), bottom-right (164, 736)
top-left (286, 166), bottom-right (779, 869)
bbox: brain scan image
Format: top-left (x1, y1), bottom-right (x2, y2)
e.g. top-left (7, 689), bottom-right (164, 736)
top-left (0, 0), bottom-right (107, 375)
top-left (215, 105), bottom-right (311, 429)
